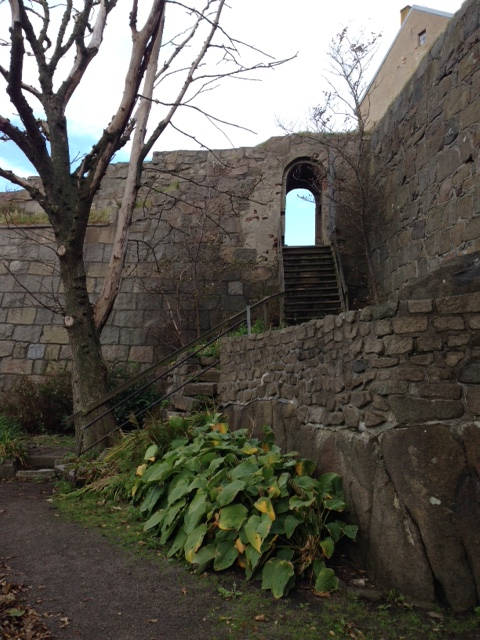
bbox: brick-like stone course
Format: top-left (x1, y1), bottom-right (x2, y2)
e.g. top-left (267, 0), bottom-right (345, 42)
top-left (220, 292), bottom-right (480, 432)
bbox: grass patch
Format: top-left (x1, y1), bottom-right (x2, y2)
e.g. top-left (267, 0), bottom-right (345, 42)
top-left (52, 488), bottom-right (480, 640)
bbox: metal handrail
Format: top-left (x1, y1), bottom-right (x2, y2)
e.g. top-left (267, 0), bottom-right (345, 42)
top-left (78, 291), bottom-right (285, 453)
top-left (331, 240), bottom-right (349, 312)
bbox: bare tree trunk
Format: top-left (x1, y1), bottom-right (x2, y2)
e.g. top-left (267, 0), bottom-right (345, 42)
top-left (59, 237), bottom-right (116, 454)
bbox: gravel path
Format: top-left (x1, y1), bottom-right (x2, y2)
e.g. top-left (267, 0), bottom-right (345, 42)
top-left (0, 481), bottom-right (221, 640)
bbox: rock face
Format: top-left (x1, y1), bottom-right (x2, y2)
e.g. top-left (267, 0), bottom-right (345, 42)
top-left (219, 292), bottom-right (480, 611)
top-left (223, 401), bottom-right (480, 612)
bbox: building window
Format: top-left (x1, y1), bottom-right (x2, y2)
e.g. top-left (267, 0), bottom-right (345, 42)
top-left (418, 29), bottom-right (427, 46)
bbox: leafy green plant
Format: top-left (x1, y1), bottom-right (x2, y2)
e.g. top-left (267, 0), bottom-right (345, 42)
top-left (132, 419), bottom-right (356, 598)
top-left (70, 413), bottom-right (194, 500)
top-left (1, 373), bottom-right (73, 434)
top-left (229, 319), bottom-right (267, 337)
top-left (0, 414), bottom-right (25, 464)
top-left (107, 366), bottom-right (165, 429)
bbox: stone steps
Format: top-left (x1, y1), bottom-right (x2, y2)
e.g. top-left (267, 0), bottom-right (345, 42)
top-left (283, 245), bottom-right (342, 324)
top-left (0, 444), bottom-right (74, 482)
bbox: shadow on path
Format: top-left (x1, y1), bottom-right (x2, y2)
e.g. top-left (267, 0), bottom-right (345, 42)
top-left (0, 481), bottom-right (220, 640)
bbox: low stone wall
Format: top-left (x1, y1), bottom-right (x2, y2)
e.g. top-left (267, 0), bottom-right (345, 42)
top-left (219, 292), bottom-right (480, 611)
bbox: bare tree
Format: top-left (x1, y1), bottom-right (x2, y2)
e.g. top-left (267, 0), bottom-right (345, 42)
top-left (311, 27), bottom-right (382, 304)
top-left (0, 1), bottom-right (287, 452)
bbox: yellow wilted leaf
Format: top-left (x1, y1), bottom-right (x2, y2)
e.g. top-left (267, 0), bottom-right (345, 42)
top-left (261, 443), bottom-right (270, 452)
top-left (242, 445), bottom-right (258, 455)
top-left (237, 557), bottom-right (246, 569)
top-left (254, 497), bottom-right (276, 521)
top-left (267, 484), bottom-right (280, 498)
top-left (212, 423), bottom-right (228, 434)
top-left (295, 461), bottom-right (304, 476)
top-left (212, 439), bottom-right (220, 446)
top-left (136, 464), bottom-right (147, 477)
top-left (235, 538), bottom-right (246, 554)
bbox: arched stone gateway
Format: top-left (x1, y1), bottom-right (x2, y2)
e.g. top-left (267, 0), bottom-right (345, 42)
top-left (280, 158), bottom-right (344, 324)
top-left (281, 157), bottom-right (326, 248)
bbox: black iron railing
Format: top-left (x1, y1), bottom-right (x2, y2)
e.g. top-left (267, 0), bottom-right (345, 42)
top-left (78, 291), bottom-right (284, 454)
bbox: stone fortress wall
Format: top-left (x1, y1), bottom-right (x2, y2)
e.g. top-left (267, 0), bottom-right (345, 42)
top-left (369, 0), bottom-right (480, 299)
top-left (0, 0), bottom-right (478, 611)
top-left (217, 0), bottom-right (480, 611)
top-left (0, 136), bottom-right (328, 387)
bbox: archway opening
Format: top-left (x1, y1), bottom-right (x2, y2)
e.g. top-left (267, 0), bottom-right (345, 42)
top-left (283, 160), bottom-right (322, 247)
top-left (284, 188), bottom-right (316, 246)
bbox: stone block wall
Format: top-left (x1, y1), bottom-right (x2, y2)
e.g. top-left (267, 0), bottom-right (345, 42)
top-left (219, 291), bottom-right (480, 611)
top-left (369, 0), bottom-right (480, 299)
top-left (0, 135), bottom-right (328, 388)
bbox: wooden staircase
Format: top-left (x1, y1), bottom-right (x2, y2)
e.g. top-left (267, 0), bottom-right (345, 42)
top-left (283, 246), bottom-right (343, 324)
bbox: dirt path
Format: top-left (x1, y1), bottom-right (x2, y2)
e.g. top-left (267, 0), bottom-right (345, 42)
top-left (0, 481), bottom-right (222, 640)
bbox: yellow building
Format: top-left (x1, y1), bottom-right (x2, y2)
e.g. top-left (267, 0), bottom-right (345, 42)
top-left (361, 5), bottom-right (453, 128)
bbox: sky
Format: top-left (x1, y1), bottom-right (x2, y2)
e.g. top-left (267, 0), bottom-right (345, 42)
top-left (0, 0), bottom-right (465, 190)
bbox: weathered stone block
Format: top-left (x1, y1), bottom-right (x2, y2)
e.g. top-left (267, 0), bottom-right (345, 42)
top-left (458, 360), bottom-right (480, 383)
top-left (129, 346), bottom-right (153, 363)
top-left (465, 386), bottom-right (480, 414)
top-left (414, 382), bottom-right (462, 400)
top-left (0, 340), bottom-right (13, 357)
top-left (364, 337), bottom-right (384, 354)
top-left (389, 396), bottom-right (464, 423)
top-left (41, 326), bottom-right (69, 344)
top-left (27, 344), bottom-right (46, 360)
top-left (384, 335), bottom-right (413, 355)
top-left (407, 298), bottom-right (433, 313)
top-left (416, 333), bottom-right (442, 352)
top-left (7, 307), bottom-right (36, 324)
top-left (343, 405), bottom-right (360, 427)
top-left (371, 356), bottom-right (399, 368)
top-left (13, 325), bottom-right (42, 342)
top-left (370, 381), bottom-right (408, 396)
top-left (364, 411), bottom-right (386, 427)
top-left (437, 292), bottom-right (480, 314)
top-left (0, 358), bottom-right (33, 374)
top-left (433, 316), bottom-right (465, 331)
top-left (374, 319), bottom-right (392, 336)
top-left (393, 316), bottom-right (428, 334)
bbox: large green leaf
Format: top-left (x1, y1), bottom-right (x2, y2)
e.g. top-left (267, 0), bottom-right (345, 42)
top-left (245, 545), bottom-right (261, 579)
top-left (167, 527), bottom-right (187, 558)
top-left (213, 541), bottom-right (239, 571)
top-left (167, 472), bottom-right (193, 505)
top-left (253, 496), bottom-right (275, 521)
top-left (230, 460), bottom-right (259, 479)
top-left (313, 561), bottom-right (339, 593)
top-left (284, 514), bottom-right (302, 539)
top-left (184, 490), bottom-right (209, 534)
top-left (143, 460), bottom-right (171, 483)
top-left (261, 558), bottom-right (295, 598)
top-left (320, 536), bottom-right (335, 559)
top-left (144, 444), bottom-right (159, 461)
top-left (289, 495), bottom-right (315, 510)
top-left (217, 479), bottom-right (246, 507)
top-left (192, 543), bottom-right (216, 566)
top-left (218, 504), bottom-right (248, 531)
top-left (139, 485), bottom-right (164, 514)
top-left (159, 498), bottom-right (187, 544)
top-left (243, 513), bottom-right (271, 553)
top-left (343, 524), bottom-right (358, 540)
top-left (143, 508), bottom-right (165, 532)
top-left (184, 524), bottom-right (208, 563)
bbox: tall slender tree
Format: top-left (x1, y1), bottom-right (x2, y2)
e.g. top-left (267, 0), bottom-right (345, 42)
top-left (0, 0), bottom-right (285, 452)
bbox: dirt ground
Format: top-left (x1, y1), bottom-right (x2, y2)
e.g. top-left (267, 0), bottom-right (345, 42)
top-left (0, 481), bottom-right (223, 640)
